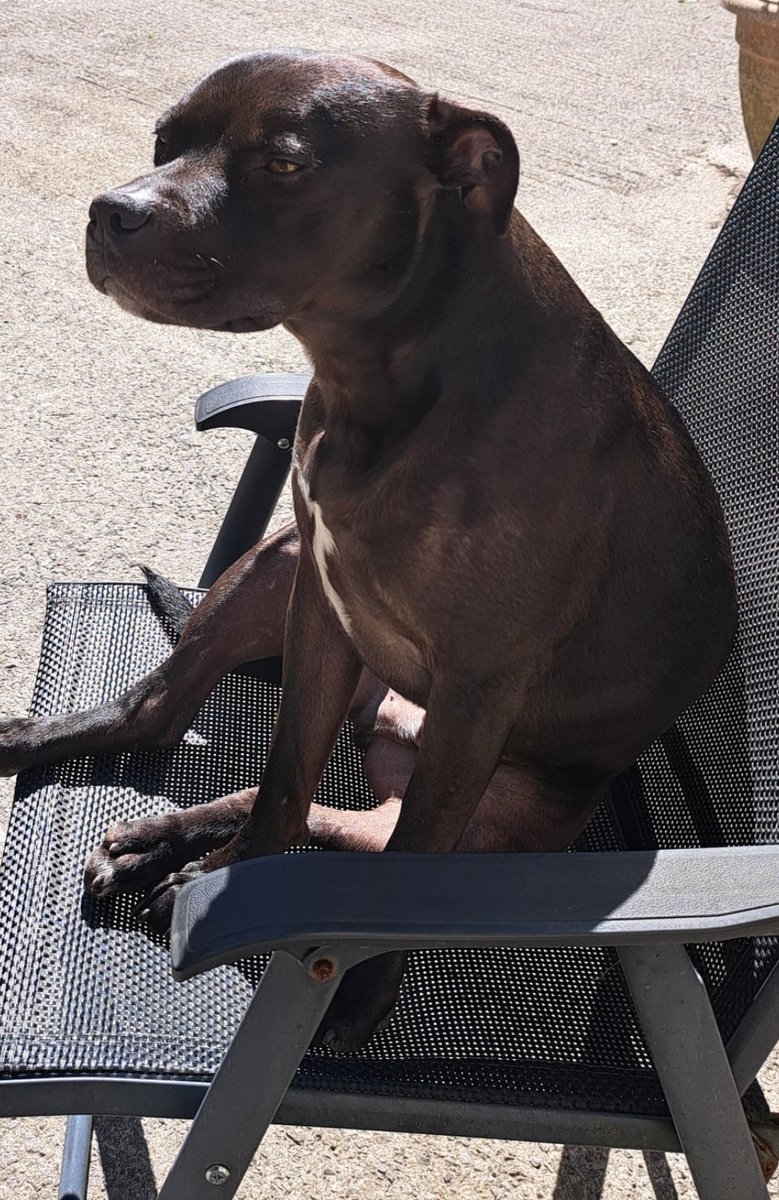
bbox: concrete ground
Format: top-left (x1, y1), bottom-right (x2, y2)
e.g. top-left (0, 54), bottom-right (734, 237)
top-left (0, 0), bottom-right (772, 1195)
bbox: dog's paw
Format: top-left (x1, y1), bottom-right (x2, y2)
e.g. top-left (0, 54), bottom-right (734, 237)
top-left (315, 1006), bottom-right (395, 1054)
top-left (84, 798), bottom-right (253, 900)
top-left (134, 861), bottom-right (206, 934)
top-left (84, 813), bottom-right (191, 898)
top-left (314, 954), bottom-right (404, 1053)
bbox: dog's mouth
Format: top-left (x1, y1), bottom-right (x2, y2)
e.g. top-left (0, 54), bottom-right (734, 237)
top-left (99, 276), bottom-right (178, 325)
top-left (85, 215), bottom-right (284, 332)
top-left (88, 250), bottom-right (280, 334)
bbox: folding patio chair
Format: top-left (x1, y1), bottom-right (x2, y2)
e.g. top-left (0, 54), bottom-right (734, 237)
top-left (1, 117), bottom-right (778, 1200)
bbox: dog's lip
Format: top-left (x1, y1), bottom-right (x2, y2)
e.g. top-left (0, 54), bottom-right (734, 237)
top-left (100, 275), bottom-right (180, 325)
top-left (98, 273), bottom-right (279, 333)
top-left (85, 232), bottom-right (281, 330)
top-left (103, 276), bottom-right (151, 311)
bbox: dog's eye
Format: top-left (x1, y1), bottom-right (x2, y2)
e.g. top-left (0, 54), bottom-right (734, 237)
top-left (265, 159), bottom-right (304, 175)
top-left (154, 135), bottom-right (171, 166)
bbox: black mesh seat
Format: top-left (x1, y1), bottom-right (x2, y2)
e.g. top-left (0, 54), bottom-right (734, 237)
top-left (1, 121), bottom-right (778, 1200)
top-left (0, 580), bottom-right (775, 1123)
top-left (0, 582), bottom-right (665, 1116)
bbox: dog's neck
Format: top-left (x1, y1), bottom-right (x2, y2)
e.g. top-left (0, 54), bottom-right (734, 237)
top-left (287, 204), bottom-right (549, 460)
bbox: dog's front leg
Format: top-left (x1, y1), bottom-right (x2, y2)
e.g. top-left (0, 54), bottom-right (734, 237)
top-left (318, 674), bottom-right (515, 1051)
top-left (140, 545), bottom-right (362, 930)
top-left (383, 674), bottom-right (516, 854)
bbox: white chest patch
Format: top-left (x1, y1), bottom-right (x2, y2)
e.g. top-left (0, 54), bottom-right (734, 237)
top-left (296, 469), bottom-right (353, 636)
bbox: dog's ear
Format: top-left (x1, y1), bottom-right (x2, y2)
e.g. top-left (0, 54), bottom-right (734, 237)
top-left (424, 96), bottom-right (519, 234)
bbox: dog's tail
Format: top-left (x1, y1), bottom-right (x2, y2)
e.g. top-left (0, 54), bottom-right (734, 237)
top-left (136, 564), bottom-right (194, 642)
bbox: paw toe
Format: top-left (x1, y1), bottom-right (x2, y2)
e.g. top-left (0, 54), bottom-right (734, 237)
top-left (84, 847), bottom-right (122, 897)
top-left (104, 818), bottom-right (152, 855)
top-left (136, 861), bottom-right (204, 933)
top-left (85, 859), bottom-right (113, 897)
top-left (315, 1008), bottom-right (394, 1053)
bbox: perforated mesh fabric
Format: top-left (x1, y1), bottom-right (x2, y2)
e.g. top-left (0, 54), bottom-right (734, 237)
top-left (0, 583), bottom-right (663, 1115)
top-left (0, 119), bottom-right (777, 1121)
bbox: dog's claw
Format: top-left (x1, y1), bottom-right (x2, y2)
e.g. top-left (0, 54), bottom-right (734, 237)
top-left (135, 860), bottom-right (206, 933)
top-left (86, 860), bottom-right (115, 897)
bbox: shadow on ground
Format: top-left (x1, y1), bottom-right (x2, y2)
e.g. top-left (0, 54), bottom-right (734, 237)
top-left (552, 1146), bottom-right (679, 1200)
top-left (92, 1119), bottom-right (685, 1200)
top-left (94, 1117), bottom-right (157, 1200)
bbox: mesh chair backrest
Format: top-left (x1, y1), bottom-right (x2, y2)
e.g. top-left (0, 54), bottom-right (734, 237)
top-left (591, 120), bottom-right (779, 855)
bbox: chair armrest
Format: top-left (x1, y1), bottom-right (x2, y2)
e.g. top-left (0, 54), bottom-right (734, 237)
top-left (195, 371), bottom-right (309, 445)
top-left (194, 372), bottom-right (309, 587)
top-left (170, 846), bottom-right (779, 981)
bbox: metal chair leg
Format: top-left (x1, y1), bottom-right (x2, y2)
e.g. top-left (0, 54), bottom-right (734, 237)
top-left (156, 949), bottom-right (345, 1200)
top-left (619, 944), bottom-right (768, 1200)
top-left (59, 1115), bottom-right (92, 1200)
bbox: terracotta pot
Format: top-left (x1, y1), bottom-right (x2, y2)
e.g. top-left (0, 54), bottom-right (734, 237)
top-left (723, 1), bottom-right (779, 158)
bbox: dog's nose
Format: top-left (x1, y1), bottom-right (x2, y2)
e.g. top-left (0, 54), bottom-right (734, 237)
top-left (89, 192), bottom-right (153, 237)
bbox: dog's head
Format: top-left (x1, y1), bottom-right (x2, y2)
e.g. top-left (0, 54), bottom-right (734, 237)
top-left (86, 50), bottom-right (519, 333)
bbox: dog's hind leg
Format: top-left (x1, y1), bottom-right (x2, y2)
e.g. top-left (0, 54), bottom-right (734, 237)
top-left (309, 742), bottom-right (602, 854)
top-left (308, 751), bottom-right (604, 1051)
top-left (87, 732), bottom-right (411, 898)
top-left (84, 673), bottom-right (403, 898)
top-left (1, 522), bottom-right (300, 777)
top-left (85, 786), bottom-right (259, 896)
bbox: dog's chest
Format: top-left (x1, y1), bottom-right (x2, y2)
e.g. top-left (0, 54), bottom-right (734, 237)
top-left (295, 468), bottom-right (354, 637)
top-left (293, 455), bottom-right (429, 690)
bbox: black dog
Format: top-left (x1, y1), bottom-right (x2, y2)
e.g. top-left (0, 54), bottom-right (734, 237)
top-left (0, 51), bottom-right (736, 1049)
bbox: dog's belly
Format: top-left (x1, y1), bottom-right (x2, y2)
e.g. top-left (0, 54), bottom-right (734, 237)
top-left (296, 420), bottom-right (735, 782)
top-left (348, 611), bottom-right (433, 711)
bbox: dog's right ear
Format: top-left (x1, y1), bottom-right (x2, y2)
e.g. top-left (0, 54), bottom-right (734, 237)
top-left (424, 96), bottom-right (519, 235)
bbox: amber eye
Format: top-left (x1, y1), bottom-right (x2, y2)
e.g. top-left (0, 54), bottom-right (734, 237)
top-left (265, 159), bottom-right (303, 175)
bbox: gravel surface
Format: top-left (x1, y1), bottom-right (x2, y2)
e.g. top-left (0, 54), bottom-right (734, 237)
top-left (0, 0), bottom-right (773, 1196)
